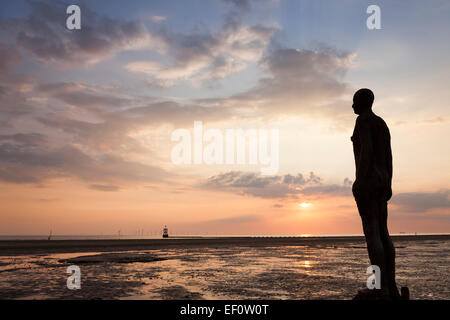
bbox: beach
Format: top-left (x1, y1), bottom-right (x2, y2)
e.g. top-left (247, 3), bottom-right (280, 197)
top-left (0, 235), bottom-right (449, 300)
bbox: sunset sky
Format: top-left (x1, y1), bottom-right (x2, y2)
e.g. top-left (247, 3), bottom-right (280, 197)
top-left (0, 0), bottom-right (449, 235)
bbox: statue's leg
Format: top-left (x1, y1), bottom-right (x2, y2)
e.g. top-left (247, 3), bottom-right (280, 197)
top-left (356, 196), bottom-right (389, 292)
top-left (379, 199), bottom-right (400, 299)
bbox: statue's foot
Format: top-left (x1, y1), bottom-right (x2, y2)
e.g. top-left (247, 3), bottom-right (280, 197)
top-left (400, 286), bottom-right (410, 300)
top-left (389, 286), bottom-right (401, 300)
top-left (353, 288), bottom-right (391, 300)
top-left (354, 287), bottom-right (409, 300)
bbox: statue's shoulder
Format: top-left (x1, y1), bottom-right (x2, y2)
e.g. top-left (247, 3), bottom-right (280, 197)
top-left (374, 113), bottom-right (386, 123)
top-left (374, 114), bottom-right (390, 130)
top-left (358, 113), bottom-right (385, 126)
top-left (371, 114), bottom-right (391, 138)
top-left (355, 114), bottom-right (372, 126)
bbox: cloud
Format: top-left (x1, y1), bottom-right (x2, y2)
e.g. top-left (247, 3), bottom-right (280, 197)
top-left (222, 0), bottom-right (252, 12)
top-left (207, 214), bottom-right (263, 224)
top-left (220, 0), bottom-right (278, 13)
top-left (301, 184), bottom-right (352, 197)
top-left (0, 139), bottom-right (169, 185)
top-left (37, 82), bottom-right (131, 112)
top-left (0, 1), bottom-right (356, 191)
top-left (0, 43), bottom-right (22, 72)
top-left (191, 56), bottom-right (247, 86)
top-left (391, 190), bottom-right (450, 213)
top-left (301, 178), bottom-right (353, 197)
top-left (198, 48), bottom-right (355, 123)
top-left (0, 79), bottom-right (178, 186)
top-left (201, 171), bottom-right (351, 199)
top-left (89, 184), bottom-right (120, 192)
top-left (1, 1), bottom-right (150, 66)
top-left (0, 133), bottom-right (47, 146)
top-left (122, 101), bottom-right (231, 125)
top-left (35, 98), bottom-right (232, 155)
top-left (151, 16), bottom-right (166, 23)
top-left (422, 117), bottom-right (445, 124)
top-left (1, 1), bottom-right (355, 158)
top-left (124, 10), bottom-right (276, 86)
top-left (146, 78), bottom-right (175, 89)
top-left (0, 83), bottom-right (35, 128)
top-left (257, 48), bottom-right (352, 104)
top-left (36, 198), bottom-right (59, 202)
top-left (0, 41), bottom-right (36, 127)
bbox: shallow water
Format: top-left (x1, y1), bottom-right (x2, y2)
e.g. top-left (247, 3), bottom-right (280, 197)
top-left (0, 239), bottom-right (448, 299)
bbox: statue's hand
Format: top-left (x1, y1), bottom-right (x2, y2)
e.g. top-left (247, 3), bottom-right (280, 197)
top-left (386, 185), bottom-right (392, 201)
top-left (352, 178), bottom-right (367, 198)
top-left (352, 179), bottom-right (360, 197)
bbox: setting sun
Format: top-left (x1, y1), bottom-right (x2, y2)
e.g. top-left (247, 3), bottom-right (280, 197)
top-left (299, 202), bottom-right (312, 208)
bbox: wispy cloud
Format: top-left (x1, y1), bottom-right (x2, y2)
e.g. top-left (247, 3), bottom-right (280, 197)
top-left (201, 171), bottom-right (351, 199)
top-left (151, 16), bottom-right (167, 23)
top-left (0, 1), bottom-right (150, 66)
top-left (197, 48), bottom-right (355, 124)
top-left (37, 82), bottom-right (131, 112)
top-left (206, 214), bottom-right (263, 224)
top-left (0, 141), bottom-right (169, 185)
top-left (391, 190), bottom-right (450, 213)
top-left (125, 4), bottom-right (277, 87)
top-left (0, 43), bottom-right (22, 72)
top-left (89, 184), bottom-right (120, 192)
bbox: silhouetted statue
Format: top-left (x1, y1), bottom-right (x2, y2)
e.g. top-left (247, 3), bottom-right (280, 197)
top-left (351, 88), bottom-right (401, 300)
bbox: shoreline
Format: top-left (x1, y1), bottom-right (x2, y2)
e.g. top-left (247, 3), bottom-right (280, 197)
top-left (0, 234), bottom-right (449, 256)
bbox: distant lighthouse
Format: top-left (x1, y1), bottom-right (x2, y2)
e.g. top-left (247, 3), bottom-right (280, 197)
top-left (162, 225), bottom-right (169, 238)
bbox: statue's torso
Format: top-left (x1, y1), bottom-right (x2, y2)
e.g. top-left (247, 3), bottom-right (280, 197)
top-left (351, 113), bottom-right (392, 188)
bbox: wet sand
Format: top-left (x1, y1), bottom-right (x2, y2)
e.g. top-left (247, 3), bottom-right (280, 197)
top-left (0, 235), bottom-right (448, 256)
top-left (0, 235), bottom-right (448, 300)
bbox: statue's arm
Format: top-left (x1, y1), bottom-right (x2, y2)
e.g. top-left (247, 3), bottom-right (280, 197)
top-left (386, 129), bottom-right (393, 180)
top-left (386, 127), bottom-right (393, 200)
top-left (356, 117), bottom-right (373, 180)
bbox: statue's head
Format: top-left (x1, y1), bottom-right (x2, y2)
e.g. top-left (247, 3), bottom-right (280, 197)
top-left (352, 88), bottom-right (374, 115)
